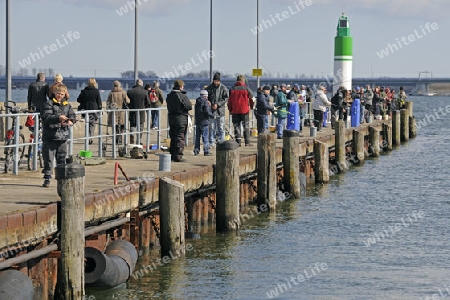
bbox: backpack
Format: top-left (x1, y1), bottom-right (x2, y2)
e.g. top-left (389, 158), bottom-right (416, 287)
top-left (149, 89), bottom-right (158, 103)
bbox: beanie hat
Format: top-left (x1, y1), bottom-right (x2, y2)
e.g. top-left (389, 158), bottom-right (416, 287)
top-left (200, 90), bottom-right (208, 96)
top-left (263, 85), bottom-right (271, 91)
top-left (173, 79), bottom-right (185, 89)
top-left (213, 72), bottom-right (221, 81)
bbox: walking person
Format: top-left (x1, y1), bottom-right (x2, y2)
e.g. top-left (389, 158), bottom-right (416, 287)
top-left (77, 78), bottom-right (102, 144)
top-left (41, 85), bottom-right (75, 188)
top-left (27, 72), bottom-right (48, 113)
top-left (227, 75), bottom-right (254, 147)
top-left (194, 90), bottom-right (214, 156)
top-left (48, 73), bottom-right (69, 100)
top-left (312, 86), bottom-right (331, 132)
top-left (106, 80), bottom-right (130, 144)
top-left (127, 79), bottom-right (150, 144)
top-left (255, 85), bottom-right (275, 134)
top-left (166, 79), bottom-right (192, 162)
top-left (206, 72), bottom-right (229, 146)
top-left (146, 81), bottom-right (164, 130)
top-left (274, 84), bottom-right (289, 138)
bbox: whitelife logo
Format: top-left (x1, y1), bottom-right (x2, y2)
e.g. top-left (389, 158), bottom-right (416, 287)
top-left (18, 31), bottom-right (81, 67)
top-left (376, 22), bottom-right (438, 58)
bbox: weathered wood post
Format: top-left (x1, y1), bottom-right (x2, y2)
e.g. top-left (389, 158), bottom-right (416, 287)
top-left (352, 129), bottom-right (365, 165)
top-left (216, 140), bottom-right (240, 232)
top-left (405, 101), bottom-right (416, 138)
top-left (257, 133), bottom-right (277, 211)
top-left (54, 159), bottom-right (85, 300)
top-left (313, 140), bottom-right (329, 184)
top-left (282, 130), bottom-right (301, 199)
top-left (382, 123), bottom-right (392, 151)
top-left (335, 120), bottom-right (347, 172)
top-left (159, 177), bottom-right (185, 257)
top-left (400, 109), bottom-right (409, 142)
top-left (368, 126), bottom-right (380, 157)
top-left (392, 110), bottom-right (401, 146)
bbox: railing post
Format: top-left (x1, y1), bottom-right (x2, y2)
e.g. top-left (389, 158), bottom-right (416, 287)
top-left (84, 111), bottom-right (90, 150)
top-left (33, 115), bottom-right (40, 171)
top-left (97, 110), bottom-right (103, 157)
top-left (112, 112), bottom-right (117, 159)
top-left (13, 115), bottom-right (19, 175)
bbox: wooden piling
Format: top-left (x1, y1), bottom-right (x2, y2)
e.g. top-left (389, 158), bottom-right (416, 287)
top-left (282, 130), bottom-right (301, 199)
top-left (335, 120), bottom-right (347, 172)
top-left (405, 101), bottom-right (413, 118)
top-left (140, 217), bottom-right (151, 254)
top-left (54, 161), bottom-right (85, 300)
top-left (216, 140), bottom-right (240, 232)
top-left (392, 110), bottom-right (401, 146)
top-left (409, 116), bottom-right (417, 138)
top-left (368, 126), bottom-right (380, 157)
top-left (313, 140), bottom-right (329, 184)
top-left (400, 109), bottom-right (409, 142)
top-left (352, 129), bottom-right (365, 165)
top-left (257, 133), bottom-right (277, 211)
top-left (159, 177), bottom-right (185, 257)
top-left (382, 123), bottom-right (393, 151)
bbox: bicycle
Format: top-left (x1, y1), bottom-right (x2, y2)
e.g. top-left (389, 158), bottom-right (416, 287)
top-left (24, 107), bottom-right (43, 170)
top-left (3, 101), bottom-right (26, 173)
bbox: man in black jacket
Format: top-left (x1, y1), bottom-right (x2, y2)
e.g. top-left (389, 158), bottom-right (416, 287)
top-left (166, 79), bottom-right (192, 162)
top-left (127, 79), bottom-right (150, 144)
top-left (27, 72), bottom-right (49, 113)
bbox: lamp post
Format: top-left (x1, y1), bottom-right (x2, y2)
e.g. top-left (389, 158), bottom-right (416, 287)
top-left (256, 0), bottom-right (260, 88)
top-left (209, 0), bottom-right (213, 82)
top-left (5, 0), bottom-right (12, 129)
top-left (134, 0), bottom-right (138, 82)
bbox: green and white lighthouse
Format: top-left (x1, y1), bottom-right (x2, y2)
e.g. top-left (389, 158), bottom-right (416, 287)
top-left (333, 13), bottom-right (353, 94)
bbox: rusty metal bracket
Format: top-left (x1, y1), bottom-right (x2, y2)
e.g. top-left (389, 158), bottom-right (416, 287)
top-left (207, 193), bottom-right (216, 210)
top-left (246, 178), bottom-right (257, 194)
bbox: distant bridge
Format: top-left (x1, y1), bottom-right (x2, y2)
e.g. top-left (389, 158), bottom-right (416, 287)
top-left (2, 76), bottom-right (449, 93)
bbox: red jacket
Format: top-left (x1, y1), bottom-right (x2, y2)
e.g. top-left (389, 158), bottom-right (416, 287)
top-left (228, 82), bottom-right (253, 115)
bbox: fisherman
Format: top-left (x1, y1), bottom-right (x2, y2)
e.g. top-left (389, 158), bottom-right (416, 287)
top-left (255, 85), bottom-right (275, 134)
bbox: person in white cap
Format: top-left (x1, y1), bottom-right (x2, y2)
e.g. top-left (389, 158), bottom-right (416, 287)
top-left (194, 90), bottom-right (215, 156)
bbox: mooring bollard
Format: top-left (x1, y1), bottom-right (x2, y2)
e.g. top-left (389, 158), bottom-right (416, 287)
top-left (400, 109), bottom-right (409, 142)
top-left (409, 116), bottom-right (417, 139)
top-left (282, 130), bottom-right (301, 199)
top-left (54, 159), bottom-right (85, 300)
top-left (216, 140), bottom-right (240, 232)
top-left (159, 177), bottom-right (185, 257)
top-left (313, 140), bottom-right (329, 184)
top-left (368, 126), bottom-right (380, 157)
top-left (392, 110), bottom-right (401, 146)
top-left (257, 133), bottom-right (277, 211)
top-left (335, 120), bottom-right (347, 172)
top-left (382, 123), bottom-right (393, 151)
top-left (352, 129), bottom-right (365, 165)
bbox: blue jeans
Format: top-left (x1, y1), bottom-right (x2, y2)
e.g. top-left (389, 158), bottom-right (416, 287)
top-left (264, 115), bottom-right (269, 130)
top-left (360, 103), bottom-right (365, 123)
top-left (195, 124), bottom-right (210, 155)
top-left (277, 118), bottom-right (287, 138)
top-left (151, 109), bottom-right (159, 128)
top-left (209, 116), bottom-right (225, 144)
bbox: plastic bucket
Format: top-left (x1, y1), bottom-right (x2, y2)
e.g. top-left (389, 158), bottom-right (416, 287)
top-left (365, 115), bottom-right (373, 124)
top-left (310, 126), bottom-right (317, 137)
top-left (158, 153), bottom-right (171, 172)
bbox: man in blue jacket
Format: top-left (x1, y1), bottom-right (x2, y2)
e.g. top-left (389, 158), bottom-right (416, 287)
top-left (255, 86), bottom-right (274, 134)
top-left (194, 90), bottom-right (215, 156)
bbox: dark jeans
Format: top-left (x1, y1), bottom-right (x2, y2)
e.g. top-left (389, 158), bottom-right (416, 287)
top-left (255, 114), bottom-right (266, 134)
top-left (313, 110), bottom-right (324, 131)
top-left (169, 116), bottom-right (187, 161)
top-left (42, 139), bottom-right (67, 177)
top-left (88, 113), bottom-right (97, 138)
top-left (195, 124), bottom-right (210, 155)
top-left (231, 113), bottom-right (250, 145)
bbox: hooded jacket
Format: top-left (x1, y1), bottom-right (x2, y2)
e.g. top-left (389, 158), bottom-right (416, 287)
top-left (195, 96), bottom-right (215, 125)
top-left (166, 89), bottom-right (192, 117)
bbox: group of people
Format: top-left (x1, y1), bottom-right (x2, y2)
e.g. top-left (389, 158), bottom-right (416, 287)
top-left (329, 85), bottom-right (408, 129)
top-left (26, 73), bottom-right (165, 187)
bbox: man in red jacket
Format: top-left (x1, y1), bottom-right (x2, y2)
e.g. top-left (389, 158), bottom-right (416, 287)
top-left (228, 75), bottom-right (254, 146)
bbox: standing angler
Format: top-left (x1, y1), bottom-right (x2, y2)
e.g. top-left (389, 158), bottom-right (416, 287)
top-left (27, 72), bottom-right (49, 113)
top-left (206, 72), bottom-right (229, 146)
top-left (227, 75), bottom-right (253, 147)
top-left (127, 79), bottom-right (150, 144)
top-left (166, 79), bottom-right (192, 162)
top-left (255, 85), bottom-right (275, 134)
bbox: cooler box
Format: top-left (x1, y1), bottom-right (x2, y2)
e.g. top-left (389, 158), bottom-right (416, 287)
top-left (286, 102), bottom-right (300, 131)
top-left (351, 98), bottom-right (361, 127)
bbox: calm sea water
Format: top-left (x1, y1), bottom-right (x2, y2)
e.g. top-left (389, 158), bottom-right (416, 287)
top-left (6, 89), bottom-right (450, 299)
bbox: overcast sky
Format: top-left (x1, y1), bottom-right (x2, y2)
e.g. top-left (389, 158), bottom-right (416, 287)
top-left (0, 0), bottom-right (448, 78)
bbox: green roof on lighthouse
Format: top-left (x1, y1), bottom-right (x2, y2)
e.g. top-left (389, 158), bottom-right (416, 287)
top-left (337, 13), bottom-right (350, 37)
